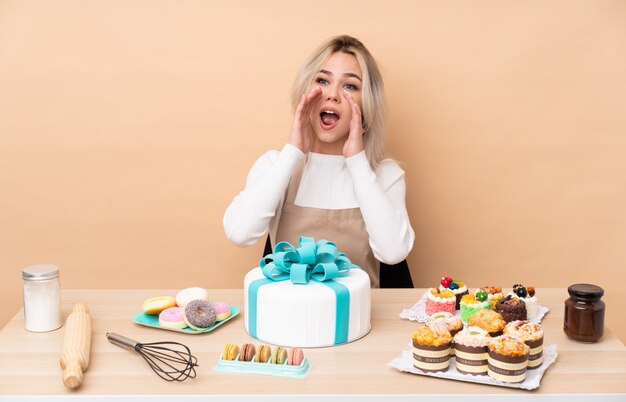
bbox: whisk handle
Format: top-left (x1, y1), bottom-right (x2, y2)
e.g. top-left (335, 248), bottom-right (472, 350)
top-left (106, 332), bottom-right (140, 350)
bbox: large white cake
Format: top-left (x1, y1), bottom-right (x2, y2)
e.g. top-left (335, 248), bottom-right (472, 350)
top-left (244, 267), bottom-right (371, 347)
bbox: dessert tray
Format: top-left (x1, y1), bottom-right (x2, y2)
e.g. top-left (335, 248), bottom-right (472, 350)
top-left (131, 305), bottom-right (240, 334)
top-left (213, 354), bottom-right (312, 379)
top-left (399, 294), bottom-right (549, 323)
top-left (389, 342), bottom-right (557, 390)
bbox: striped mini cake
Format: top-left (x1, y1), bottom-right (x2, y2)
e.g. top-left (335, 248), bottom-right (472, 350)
top-left (426, 312), bottom-right (463, 356)
top-left (503, 320), bottom-right (544, 369)
top-left (453, 326), bottom-right (491, 376)
top-left (487, 335), bottom-right (530, 383)
top-left (412, 326), bottom-right (452, 373)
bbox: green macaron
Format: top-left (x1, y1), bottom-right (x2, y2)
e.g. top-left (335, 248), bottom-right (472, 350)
top-left (270, 346), bottom-right (287, 364)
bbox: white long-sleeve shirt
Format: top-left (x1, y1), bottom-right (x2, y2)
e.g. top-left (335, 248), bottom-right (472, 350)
top-left (223, 143), bottom-right (414, 264)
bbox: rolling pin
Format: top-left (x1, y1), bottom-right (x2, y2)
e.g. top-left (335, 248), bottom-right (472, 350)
top-left (59, 303), bottom-right (92, 389)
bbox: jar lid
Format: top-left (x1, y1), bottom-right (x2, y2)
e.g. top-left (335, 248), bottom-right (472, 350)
top-left (568, 283), bottom-right (604, 298)
top-left (22, 264), bottom-right (60, 281)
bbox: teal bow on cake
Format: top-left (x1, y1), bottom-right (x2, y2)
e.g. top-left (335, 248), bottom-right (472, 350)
top-left (259, 236), bottom-right (359, 284)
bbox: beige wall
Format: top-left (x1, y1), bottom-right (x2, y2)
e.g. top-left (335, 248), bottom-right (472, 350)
top-left (1, 1), bottom-right (625, 342)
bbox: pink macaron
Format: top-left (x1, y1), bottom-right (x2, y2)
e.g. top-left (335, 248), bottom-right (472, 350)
top-left (288, 347), bottom-right (304, 366)
top-left (210, 302), bottom-right (231, 322)
top-left (159, 307), bottom-right (187, 329)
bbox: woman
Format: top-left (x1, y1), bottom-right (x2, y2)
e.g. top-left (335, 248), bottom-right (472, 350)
top-left (223, 35), bottom-right (414, 288)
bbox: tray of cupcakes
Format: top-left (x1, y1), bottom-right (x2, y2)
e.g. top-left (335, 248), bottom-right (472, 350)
top-left (213, 343), bottom-right (311, 379)
top-left (391, 278), bottom-right (556, 389)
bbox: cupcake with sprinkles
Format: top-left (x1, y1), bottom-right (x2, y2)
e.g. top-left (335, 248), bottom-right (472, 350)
top-left (480, 285), bottom-right (504, 309)
top-left (424, 288), bottom-right (457, 316)
top-left (453, 326), bottom-right (491, 376)
top-left (460, 291), bottom-right (491, 324)
top-left (439, 276), bottom-right (469, 309)
top-left (412, 326), bottom-right (453, 373)
top-left (468, 309), bottom-right (506, 337)
top-left (487, 335), bottom-right (530, 383)
top-left (503, 320), bottom-right (544, 369)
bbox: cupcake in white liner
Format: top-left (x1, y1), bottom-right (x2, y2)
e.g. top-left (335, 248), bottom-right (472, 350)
top-left (503, 320), bottom-right (544, 369)
top-left (453, 326), bottom-right (491, 376)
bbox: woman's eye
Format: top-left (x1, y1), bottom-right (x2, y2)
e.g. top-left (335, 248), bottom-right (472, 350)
top-left (315, 78), bottom-right (328, 85)
top-left (344, 83), bottom-right (358, 91)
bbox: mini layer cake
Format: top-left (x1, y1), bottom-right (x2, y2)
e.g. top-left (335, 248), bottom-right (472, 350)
top-left (460, 293), bottom-right (490, 324)
top-left (503, 320), bottom-right (544, 369)
top-left (453, 326), bottom-right (491, 376)
top-left (487, 335), bottom-right (530, 383)
top-left (439, 276), bottom-right (469, 310)
top-left (426, 312), bottom-right (463, 356)
top-left (424, 288), bottom-right (456, 316)
top-left (412, 326), bottom-right (453, 373)
top-left (495, 295), bottom-right (527, 323)
top-left (468, 309), bottom-right (506, 336)
top-left (508, 284), bottom-right (538, 320)
top-left (481, 285), bottom-right (504, 309)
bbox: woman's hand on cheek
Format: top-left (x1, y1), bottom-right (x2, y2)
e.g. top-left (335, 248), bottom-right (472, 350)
top-left (342, 90), bottom-right (365, 158)
top-left (288, 86), bottom-right (322, 153)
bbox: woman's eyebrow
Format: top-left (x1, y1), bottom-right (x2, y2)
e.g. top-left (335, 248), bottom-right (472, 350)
top-left (318, 69), bottom-right (362, 82)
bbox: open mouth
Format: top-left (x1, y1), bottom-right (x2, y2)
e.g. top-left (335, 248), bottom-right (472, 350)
top-left (320, 109), bottom-right (340, 130)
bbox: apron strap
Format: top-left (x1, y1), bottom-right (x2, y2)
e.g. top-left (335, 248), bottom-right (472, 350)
top-left (285, 156), bottom-right (307, 205)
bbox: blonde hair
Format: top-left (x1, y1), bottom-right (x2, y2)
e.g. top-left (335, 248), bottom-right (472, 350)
top-left (291, 35), bottom-right (387, 170)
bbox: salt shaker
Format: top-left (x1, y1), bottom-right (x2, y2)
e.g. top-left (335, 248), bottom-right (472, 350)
top-left (22, 264), bottom-right (62, 332)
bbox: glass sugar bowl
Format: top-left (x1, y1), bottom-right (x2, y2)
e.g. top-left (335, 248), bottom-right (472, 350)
top-left (22, 264), bottom-right (62, 332)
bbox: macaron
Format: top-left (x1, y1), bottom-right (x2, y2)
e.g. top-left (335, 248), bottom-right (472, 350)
top-left (239, 343), bottom-right (256, 362)
top-left (176, 287), bottom-right (209, 308)
top-left (271, 346), bottom-right (288, 365)
top-left (158, 307), bottom-right (187, 329)
top-left (255, 344), bottom-right (271, 363)
top-left (211, 301), bottom-right (231, 321)
top-left (143, 296), bottom-right (176, 315)
top-left (288, 347), bottom-right (304, 366)
top-left (223, 343), bottom-right (239, 361)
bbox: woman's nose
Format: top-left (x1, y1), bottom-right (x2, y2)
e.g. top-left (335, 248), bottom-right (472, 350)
top-left (324, 85), bottom-right (341, 102)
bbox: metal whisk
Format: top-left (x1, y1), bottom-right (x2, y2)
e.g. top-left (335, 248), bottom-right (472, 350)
top-left (106, 332), bottom-right (198, 381)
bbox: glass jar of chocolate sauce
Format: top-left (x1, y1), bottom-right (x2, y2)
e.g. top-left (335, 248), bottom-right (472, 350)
top-left (563, 284), bottom-right (605, 343)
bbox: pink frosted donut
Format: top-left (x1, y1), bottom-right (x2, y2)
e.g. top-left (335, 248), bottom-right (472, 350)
top-left (159, 307), bottom-right (187, 329)
top-left (210, 301), bottom-right (231, 322)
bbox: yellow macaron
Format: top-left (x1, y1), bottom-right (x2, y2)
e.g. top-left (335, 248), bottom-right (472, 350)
top-left (222, 343), bottom-right (239, 361)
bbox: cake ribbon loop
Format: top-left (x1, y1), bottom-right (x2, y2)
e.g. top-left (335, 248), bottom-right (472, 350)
top-left (258, 236), bottom-right (358, 285)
